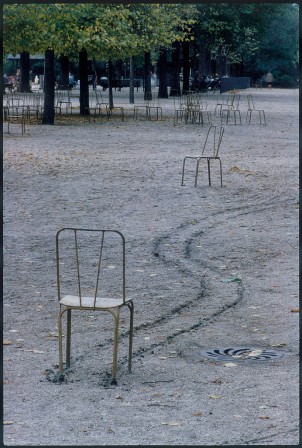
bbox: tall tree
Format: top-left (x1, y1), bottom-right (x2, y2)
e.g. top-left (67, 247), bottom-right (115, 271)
top-left (20, 51), bottom-right (30, 92)
top-left (42, 48), bottom-right (55, 125)
top-left (157, 47), bottom-right (168, 99)
top-left (170, 41), bottom-right (181, 96)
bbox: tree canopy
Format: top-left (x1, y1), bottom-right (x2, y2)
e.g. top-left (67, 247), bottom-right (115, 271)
top-left (3, 3), bottom-right (197, 60)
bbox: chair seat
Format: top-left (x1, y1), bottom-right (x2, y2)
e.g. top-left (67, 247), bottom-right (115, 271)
top-left (60, 294), bottom-right (131, 309)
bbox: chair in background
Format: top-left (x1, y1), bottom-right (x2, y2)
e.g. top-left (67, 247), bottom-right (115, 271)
top-left (56, 228), bottom-right (134, 385)
top-left (214, 94), bottom-right (235, 117)
top-left (246, 94), bottom-right (266, 125)
top-left (181, 126), bottom-right (224, 187)
top-left (220, 94), bottom-right (241, 125)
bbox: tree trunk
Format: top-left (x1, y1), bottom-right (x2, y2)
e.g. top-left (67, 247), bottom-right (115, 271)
top-left (158, 47), bottom-right (168, 99)
top-left (182, 41), bottom-right (190, 94)
top-left (129, 56), bottom-right (134, 104)
top-left (108, 58), bottom-right (114, 109)
top-left (198, 42), bottom-right (211, 77)
top-left (59, 54), bottom-right (69, 89)
top-left (20, 51), bottom-right (30, 93)
top-left (42, 49), bottom-right (55, 125)
top-left (144, 51), bottom-right (152, 101)
top-left (79, 49), bottom-right (89, 115)
top-left (170, 41), bottom-right (181, 96)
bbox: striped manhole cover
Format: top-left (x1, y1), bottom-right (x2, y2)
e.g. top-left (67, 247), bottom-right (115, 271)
top-left (200, 347), bottom-right (285, 361)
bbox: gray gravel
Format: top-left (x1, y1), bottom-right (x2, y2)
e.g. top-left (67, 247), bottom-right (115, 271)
top-left (3, 87), bottom-right (299, 445)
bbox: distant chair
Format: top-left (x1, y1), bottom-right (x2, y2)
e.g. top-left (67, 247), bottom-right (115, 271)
top-left (181, 126), bottom-right (224, 187)
top-left (56, 228), bottom-right (134, 385)
top-left (221, 94), bottom-right (241, 125)
top-left (246, 94), bottom-right (266, 125)
top-left (214, 94), bottom-right (235, 117)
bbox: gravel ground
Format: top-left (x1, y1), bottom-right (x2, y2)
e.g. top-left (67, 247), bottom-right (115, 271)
top-left (3, 87), bottom-right (299, 446)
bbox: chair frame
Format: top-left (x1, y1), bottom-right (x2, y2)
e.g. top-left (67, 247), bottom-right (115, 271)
top-left (181, 126), bottom-right (224, 187)
top-left (246, 94), bottom-right (266, 125)
top-left (56, 227), bottom-right (134, 384)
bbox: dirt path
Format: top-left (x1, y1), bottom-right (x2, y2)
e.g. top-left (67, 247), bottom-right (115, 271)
top-left (3, 88), bottom-right (299, 445)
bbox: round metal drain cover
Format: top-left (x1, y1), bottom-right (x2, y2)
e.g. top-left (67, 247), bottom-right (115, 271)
top-left (200, 347), bottom-right (285, 361)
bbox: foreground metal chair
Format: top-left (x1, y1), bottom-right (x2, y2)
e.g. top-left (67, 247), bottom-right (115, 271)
top-left (181, 126), bottom-right (224, 187)
top-left (56, 228), bottom-right (134, 384)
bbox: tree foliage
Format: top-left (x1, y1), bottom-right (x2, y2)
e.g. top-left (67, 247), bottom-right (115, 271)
top-left (3, 3), bottom-right (196, 60)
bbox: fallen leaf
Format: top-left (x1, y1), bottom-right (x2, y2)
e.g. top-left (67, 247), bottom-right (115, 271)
top-left (221, 276), bottom-right (242, 283)
top-left (115, 395), bottom-right (123, 400)
top-left (161, 422), bottom-right (180, 426)
top-left (211, 378), bottom-right (222, 384)
top-left (3, 340), bottom-right (12, 345)
top-left (209, 395), bottom-right (223, 399)
top-left (223, 362), bottom-right (237, 367)
top-left (192, 412), bottom-right (202, 416)
top-left (290, 308), bottom-right (299, 313)
top-left (23, 349), bottom-right (45, 354)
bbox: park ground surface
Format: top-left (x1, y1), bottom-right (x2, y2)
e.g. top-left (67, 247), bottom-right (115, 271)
top-left (3, 87), bottom-right (299, 446)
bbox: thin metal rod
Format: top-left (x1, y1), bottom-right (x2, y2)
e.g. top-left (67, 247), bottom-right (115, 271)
top-left (74, 230), bottom-right (82, 307)
top-left (66, 309), bottom-right (72, 367)
top-left (94, 231), bottom-right (105, 308)
top-left (58, 308), bottom-right (64, 378)
top-left (127, 301), bottom-right (134, 373)
top-left (111, 309), bottom-right (121, 383)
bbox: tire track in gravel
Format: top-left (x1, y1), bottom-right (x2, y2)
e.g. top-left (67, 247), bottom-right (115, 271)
top-left (102, 194), bottom-right (294, 370)
top-left (54, 194), bottom-right (292, 385)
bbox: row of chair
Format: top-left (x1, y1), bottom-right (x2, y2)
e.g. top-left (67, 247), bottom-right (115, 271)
top-left (174, 93), bottom-right (266, 127)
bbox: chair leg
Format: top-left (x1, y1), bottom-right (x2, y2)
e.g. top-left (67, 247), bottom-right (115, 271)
top-left (127, 301), bottom-right (134, 373)
top-left (194, 160), bottom-right (200, 187)
top-left (66, 309), bottom-right (72, 368)
top-left (260, 110), bottom-right (266, 125)
top-left (111, 309), bottom-right (121, 384)
top-left (181, 158), bottom-right (187, 186)
top-left (246, 110), bottom-right (251, 124)
top-left (235, 110), bottom-right (241, 125)
top-left (219, 158), bottom-right (223, 187)
top-left (207, 158), bottom-right (211, 186)
top-left (58, 308), bottom-right (65, 380)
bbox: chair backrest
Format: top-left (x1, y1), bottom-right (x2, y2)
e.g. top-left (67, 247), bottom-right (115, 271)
top-left (226, 94), bottom-right (235, 106)
top-left (202, 126), bottom-right (224, 157)
top-left (7, 97), bottom-right (24, 107)
top-left (247, 94), bottom-right (255, 109)
top-left (233, 94), bottom-right (240, 109)
top-left (56, 228), bottom-right (126, 309)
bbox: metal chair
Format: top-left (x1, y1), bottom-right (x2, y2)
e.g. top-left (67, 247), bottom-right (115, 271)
top-left (181, 126), bottom-right (224, 187)
top-left (221, 94), bottom-right (241, 125)
top-left (56, 228), bottom-right (134, 385)
top-left (246, 94), bottom-right (266, 125)
top-left (214, 94), bottom-right (235, 117)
